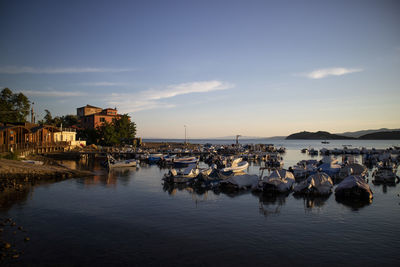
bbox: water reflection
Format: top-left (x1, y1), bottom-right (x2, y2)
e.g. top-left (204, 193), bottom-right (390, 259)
top-left (335, 196), bottom-right (372, 210)
top-left (252, 191), bottom-right (289, 218)
top-left (293, 194), bottom-right (331, 210)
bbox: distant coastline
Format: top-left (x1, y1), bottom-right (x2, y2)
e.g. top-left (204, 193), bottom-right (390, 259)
top-left (286, 130), bottom-right (400, 140)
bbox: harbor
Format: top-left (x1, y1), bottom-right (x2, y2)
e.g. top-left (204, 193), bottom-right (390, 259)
top-left (1, 140), bottom-right (400, 265)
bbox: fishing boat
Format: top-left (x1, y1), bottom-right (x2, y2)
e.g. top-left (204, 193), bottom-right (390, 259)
top-left (107, 154), bottom-right (138, 169)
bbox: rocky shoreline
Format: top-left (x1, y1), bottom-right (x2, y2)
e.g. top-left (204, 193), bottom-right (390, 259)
top-left (0, 158), bottom-right (94, 192)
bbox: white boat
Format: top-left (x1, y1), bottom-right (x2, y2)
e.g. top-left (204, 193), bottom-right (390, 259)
top-left (107, 155), bottom-right (138, 168)
top-left (164, 164), bottom-right (199, 183)
top-left (221, 158), bottom-right (249, 173)
top-left (220, 174), bottom-right (259, 190)
top-left (259, 169), bottom-right (295, 193)
top-left (293, 172), bottom-right (333, 195)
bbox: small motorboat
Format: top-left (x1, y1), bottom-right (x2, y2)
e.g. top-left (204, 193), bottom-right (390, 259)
top-left (220, 158), bottom-right (249, 174)
top-left (163, 164), bottom-right (199, 183)
top-left (335, 175), bottom-right (373, 201)
top-left (148, 153), bottom-right (163, 164)
top-left (173, 156), bottom-right (199, 168)
top-left (107, 154), bottom-right (138, 169)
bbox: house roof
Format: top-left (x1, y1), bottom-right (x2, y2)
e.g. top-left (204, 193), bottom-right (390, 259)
top-left (77, 104), bottom-right (102, 110)
top-left (0, 125), bottom-right (30, 132)
top-left (30, 125), bottom-right (61, 133)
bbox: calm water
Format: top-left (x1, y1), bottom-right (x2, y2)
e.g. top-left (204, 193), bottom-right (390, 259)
top-left (1, 140), bottom-right (400, 266)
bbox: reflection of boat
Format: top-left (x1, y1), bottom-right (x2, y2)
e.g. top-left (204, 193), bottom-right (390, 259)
top-left (293, 194), bottom-right (331, 209)
top-left (335, 175), bottom-right (373, 201)
top-left (107, 155), bottom-right (138, 169)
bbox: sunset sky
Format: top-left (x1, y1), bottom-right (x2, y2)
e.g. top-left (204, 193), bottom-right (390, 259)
top-left (1, 0), bottom-right (399, 138)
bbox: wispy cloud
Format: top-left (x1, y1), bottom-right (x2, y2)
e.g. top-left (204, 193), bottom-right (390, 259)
top-left (22, 90), bottom-right (87, 97)
top-left (301, 67), bottom-right (363, 79)
top-left (0, 66), bottom-right (135, 74)
top-left (80, 82), bottom-right (127, 86)
top-left (108, 80), bottom-right (234, 113)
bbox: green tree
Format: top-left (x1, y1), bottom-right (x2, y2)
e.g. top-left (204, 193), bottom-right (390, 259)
top-left (115, 114), bottom-right (136, 144)
top-left (0, 88), bottom-right (30, 123)
top-left (43, 109), bottom-right (53, 124)
top-left (99, 121), bottom-right (119, 146)
top-left (95, 114), bottom-right (136, 146)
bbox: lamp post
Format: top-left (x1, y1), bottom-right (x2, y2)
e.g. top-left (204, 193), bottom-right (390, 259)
top-left (184, 125), bottom-right (187, 145)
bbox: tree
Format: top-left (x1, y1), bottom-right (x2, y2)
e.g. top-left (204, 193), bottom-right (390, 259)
top-left (43, 109), bottom-right (53, 124)
top-left (115, 114), bottom-right (136, 143)
top-left (96, 114), bottom-right (136, 146)
top-left (0, 88), bottom-right (30, 123)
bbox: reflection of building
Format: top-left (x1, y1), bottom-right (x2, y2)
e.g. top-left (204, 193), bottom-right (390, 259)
top-left (77, 104), bottom-right (125, 129)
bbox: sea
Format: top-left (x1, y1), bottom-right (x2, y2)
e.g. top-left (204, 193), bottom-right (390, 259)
top-left (0, 139), bottom-right (399, 266)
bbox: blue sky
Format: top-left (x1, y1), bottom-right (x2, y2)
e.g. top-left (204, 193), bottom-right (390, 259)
top-left (1, 0), bottom-right (399, 138)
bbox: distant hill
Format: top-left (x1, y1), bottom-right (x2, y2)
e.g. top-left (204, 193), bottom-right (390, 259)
top-left (286, 131), bottom-right (355, 140)
top-left (338, 128), bottom-right (400, 138)
top-left (358, 131), bottom-right (400, 140)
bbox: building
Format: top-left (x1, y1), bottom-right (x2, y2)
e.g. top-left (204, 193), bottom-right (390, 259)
top-left (54, 128), bottom-right (86, 149)
top-left (77, 105), bottom-right (125, 129)
top-left (0, 123), bottom-right (85, 153)
top-left (77, 104), bottom-right (102, 119)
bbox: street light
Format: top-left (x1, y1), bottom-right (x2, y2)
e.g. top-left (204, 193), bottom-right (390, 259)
top-left (184, 125), bottom-right (187, 145)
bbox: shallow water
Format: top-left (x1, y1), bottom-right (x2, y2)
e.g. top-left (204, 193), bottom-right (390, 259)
top-left (1, 145), bottom-right (400, 266)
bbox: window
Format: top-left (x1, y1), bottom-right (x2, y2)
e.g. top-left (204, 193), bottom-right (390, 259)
top-left (100, 117), bottom-right (105, 122)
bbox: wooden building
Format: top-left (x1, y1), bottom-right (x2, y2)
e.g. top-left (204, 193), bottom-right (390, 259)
top-left (0, 123), bottom-right (62, 153)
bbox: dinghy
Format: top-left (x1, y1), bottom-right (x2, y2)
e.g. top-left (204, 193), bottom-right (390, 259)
top-left (107, 154), bottom-right (138, 169)
top-left (164, 164), bottom-right (199, 183)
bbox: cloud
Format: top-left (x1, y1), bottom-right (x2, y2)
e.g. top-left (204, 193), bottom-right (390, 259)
top-left (0, 66), bottom-right (135, 74)
top-left (107, 80), bottom-right (234, 113)
top-left (22, 90), bottom-right (87, 97)
top-left (80, 82), bottom-right (127, 86)
top-left (302, 67), bottom-right (363, 79)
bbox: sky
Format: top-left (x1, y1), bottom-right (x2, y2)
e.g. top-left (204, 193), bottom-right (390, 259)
top-left (0, 0), bottom-right (399, 138)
